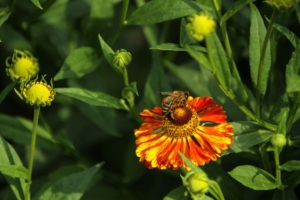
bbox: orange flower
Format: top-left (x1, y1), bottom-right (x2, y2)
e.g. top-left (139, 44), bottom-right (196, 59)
top-left (134, 96), bottom-right (233, 170)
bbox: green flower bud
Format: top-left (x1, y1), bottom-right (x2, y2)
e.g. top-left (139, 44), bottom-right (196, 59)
top-left (265, 0), bottom-right (298, 10)
top-left (5, 49), bottom-right (39, 82)
top-left (271, 133), bottom-right (287, 148)
top-left (113, 49), bottom-right (132, 68)
top-left (188, 174), bottom-right (209, 194)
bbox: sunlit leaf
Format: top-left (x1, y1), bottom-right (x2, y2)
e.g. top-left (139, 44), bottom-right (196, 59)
top-left (249, 3), bottom-right (271, 97)
top-left (31, 0), bottom-right (43, 10)
top-left (56, 88), bottom-right (125, 109)
top-left (228, 165), bottom-right (277, 190)
top-left (0, 136), bottom-right (26, 200)
top-left (127, 0), bottom-right (204, 25)
top-left (221, 0), bottom-right (256, 24)
top-left (54, 47), bottom-right (101, 81)
top-left (280, 160), bottom-right (300, 172)
top-left (37, 163), bottom-right (103, 200)
top-left (207, 32), bottom-right (231, 90)
top-left (0, 165), bottom-right (28, 180)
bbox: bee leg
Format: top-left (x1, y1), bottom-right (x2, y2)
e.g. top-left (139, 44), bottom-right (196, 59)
top-left (170, 111), bottom-right (176, 120)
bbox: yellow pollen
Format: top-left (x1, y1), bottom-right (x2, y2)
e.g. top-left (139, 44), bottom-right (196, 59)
top-left (163, 107), bottom-right (199, 139)
top-left (192, 15), bottom-right (215, 36)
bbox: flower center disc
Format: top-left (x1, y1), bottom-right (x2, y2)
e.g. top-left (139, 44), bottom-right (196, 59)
top-left (163, 107), bottom-right (199, 138)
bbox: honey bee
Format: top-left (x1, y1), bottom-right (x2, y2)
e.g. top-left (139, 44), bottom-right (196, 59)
top-left (160, 91), bottom-right (189, 119)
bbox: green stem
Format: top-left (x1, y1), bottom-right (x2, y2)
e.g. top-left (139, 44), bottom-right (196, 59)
top-left (274, 147), bottom-right (282, 188)
top-left (108, 0), bottom-right (130, 45)
top-left (286, 92), bottom-right (300, 134)
top-left (255, 9), bottom-right (279, 118)
top-left (212, 0), bottom-right (222, 20)
top-left (205, 36), bottom-right (277, 131)
top-left (210, 180), bottom-right (225, 200)
top-left (25, 106), bottom-right (41, 200)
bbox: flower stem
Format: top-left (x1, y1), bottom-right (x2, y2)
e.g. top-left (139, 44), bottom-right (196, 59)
top-left (255, 9), bottom-right (279, 118)
top-left (25, 106), bottom-right (40, 200)
top-left (108, 0), bottom-right (130, 45)
top-left (274, 147), bottom-right (282, 188)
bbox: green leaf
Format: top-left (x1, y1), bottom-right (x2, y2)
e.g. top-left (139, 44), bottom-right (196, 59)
top-left (144, 55), bottom-right (171, 108)
top-left (230, 121), bottom-right (266, 135)
top-left (54, 47), bottom-right (101, 81)
top-left (0, 165), bottom-right (29, 180)
top-left (0, 82), bottom-right (16, 104)
top-left (223, 126), bottom-right (275, 155)
top-left (286, 44), bottom-right (300, 83)
top-left (163, 186), bottom-right (189, 200)
top-left (98, 34), bottom-right (123, 74)
top-left (280, 160), bottom-right (300, 172)
top-left (249, 3), bottom-right (271, 97)
top-left (127, 0), bottom-right (202, 25)
top-left (0, 114), bottom-right (58, 150)
top-left (249, 3), bottom-right (271, 96)
top-left (55, 88), bottom-right (125, 109)
top-left (31, 0), bottom-right (43, 10)
top-left (150, 43), bottom-right (206, 52)
top-left (37, 163), bottom-right (103, 200)
top-left (122, 82), bottom-right (139, 97)
top-left (207, 32), bottom-right (231, 89)
top-left (185, 45), bottom-right (211, 71)
top-left (273, 23), bottom-right (299, 48)
top-left (0, 136), bottom-right (26, 200)
top-left (228, 165), bottom-right (277, 190)
top-left (220, 0), bottom-right (256, 24)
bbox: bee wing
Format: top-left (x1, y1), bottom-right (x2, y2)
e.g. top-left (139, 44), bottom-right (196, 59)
top-left (159, 92), bottom-right (173, 95)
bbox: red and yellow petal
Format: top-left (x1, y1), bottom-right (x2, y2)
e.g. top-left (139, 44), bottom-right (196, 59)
top-left (134, 95), bottom-right (234, 170)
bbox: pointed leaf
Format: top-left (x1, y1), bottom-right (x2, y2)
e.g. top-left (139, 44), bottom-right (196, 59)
top-left (221, 0), bottom-right (256, 24)
top-left (38, 163), bottom-right (103, 200)
top-left (127, 0), bottom-right (205, 25)
top-left (31, 0), bottom-right (43, 10)
top-left (207, 32), bottom-right (231, 89)
top-left (249, 3), bottom-right (271, 96)
top-left (55, 88), bottom-right (125, 109)
top-left (280, 160), bottom-right (300, 172)
top-left (0, 4), bottom-right (12, 27)
top-left (178, 151), bottom-right (205, 175)
top-left (273, 23), bottom-right (299, 48)
top-left (98, 34), bottom-right (123, 74)
top-left (0, 136), bottom-right (26, 200)
top-left (228, 165), bottom-right (277, 190)
top-left (0, 165), bottom-right (29, 180)
top-left (54, 47), bottom-right (101, 81)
